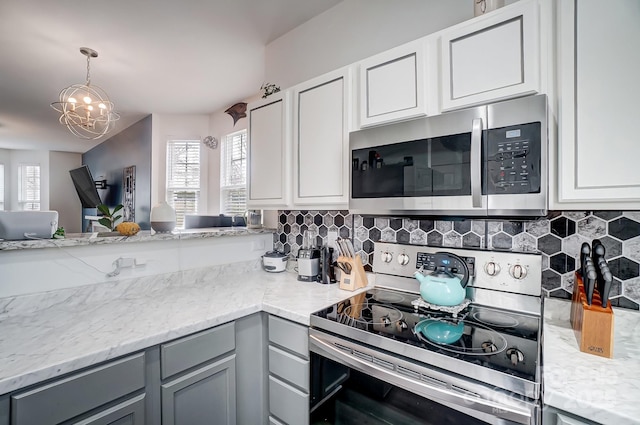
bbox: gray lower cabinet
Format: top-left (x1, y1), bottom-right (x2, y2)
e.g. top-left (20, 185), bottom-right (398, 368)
top-left (159, 322), bottom-right (237, 425)
top-left (267, 315), bottom-right (309, 425)
top-left (542, 406), bottom-right (598, 425)
top-left (161, 355), bottom-right (236, 425)
top-left (10, 353), bottom-right (146, 425)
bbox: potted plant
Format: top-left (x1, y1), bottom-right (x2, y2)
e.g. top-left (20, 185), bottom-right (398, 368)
top-left (97, 204), bottom-right (124, 231)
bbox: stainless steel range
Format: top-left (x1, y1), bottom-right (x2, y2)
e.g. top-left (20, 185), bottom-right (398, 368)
top-left (309, 242), bottom-right (543, 425)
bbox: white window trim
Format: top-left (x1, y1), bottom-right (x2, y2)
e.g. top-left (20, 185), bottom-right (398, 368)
top-left (166, 140), bottom-right (201, 229)
top-left (18, 163), bottom-right (40, 211)
top-left (220, 130), bottom-right (247, 216)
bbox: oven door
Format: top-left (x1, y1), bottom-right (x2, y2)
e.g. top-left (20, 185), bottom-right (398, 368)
top-left (349, 104), bottom-right (488, 217)
top-left (309, 329), bottom-right (540, 425)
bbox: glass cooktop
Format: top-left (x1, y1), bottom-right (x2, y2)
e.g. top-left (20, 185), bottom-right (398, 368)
top-left (311, 287), bottom-right (540, 383)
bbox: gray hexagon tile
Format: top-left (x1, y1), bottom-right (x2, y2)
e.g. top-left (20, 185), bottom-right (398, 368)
top-left (275, 210), bottom-right (640, 309)
top-left (526, 219), bottom-right (549, 237)
top-left (577, 216), bottom-right (607, 239)
top-left (443, 231), bottom-right (462, 247)
top-left (623, 236), bottom-right (640, 262)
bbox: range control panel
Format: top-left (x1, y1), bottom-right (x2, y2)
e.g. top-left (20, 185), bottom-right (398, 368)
top-left (373, 242), bottom-right (542, 297)
top-left (416, 252), bottom-right (476, 277)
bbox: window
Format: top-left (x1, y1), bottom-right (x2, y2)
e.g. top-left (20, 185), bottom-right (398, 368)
top-left (0, 164), bottom-right (4, 211)
top-left (220, 130), bottom-right (247, 216)
top-left (18, 164), bottom-right (40, 211)
top-left (166, 140), bottom-right (200, 228)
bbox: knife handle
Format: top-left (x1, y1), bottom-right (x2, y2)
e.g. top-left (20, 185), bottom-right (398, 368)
top-left (600, 269), bottom-right (613, 308)
top-left (586, 269), bottom-right (597, 305)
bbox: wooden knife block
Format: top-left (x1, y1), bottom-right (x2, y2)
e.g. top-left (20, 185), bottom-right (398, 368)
top-left (337, 255), bottom-right (368, 291)
top-left (569, 272), bottom-right (614, 358)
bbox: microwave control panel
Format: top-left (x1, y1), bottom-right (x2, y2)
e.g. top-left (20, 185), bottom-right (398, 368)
top-left (486, 122), bottom-right (542, 195)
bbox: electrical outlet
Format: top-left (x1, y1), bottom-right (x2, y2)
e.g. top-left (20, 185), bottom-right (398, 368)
top-left (327, 230), bottom-right (338, 250)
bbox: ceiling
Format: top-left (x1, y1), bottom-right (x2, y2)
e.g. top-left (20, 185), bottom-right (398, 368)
top-left (0, 0), bottom-right (342, 153)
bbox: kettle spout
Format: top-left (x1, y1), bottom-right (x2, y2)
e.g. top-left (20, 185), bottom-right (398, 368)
top-left (413, 266), bottom-right (427, 284)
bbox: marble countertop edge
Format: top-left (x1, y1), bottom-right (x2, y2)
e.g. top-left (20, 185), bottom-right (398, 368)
top-left (0, 227), bottom-right (275, 251)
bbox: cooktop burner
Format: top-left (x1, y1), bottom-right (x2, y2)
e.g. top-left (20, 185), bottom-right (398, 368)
top-left (311, 287), bottom-right (540, 383)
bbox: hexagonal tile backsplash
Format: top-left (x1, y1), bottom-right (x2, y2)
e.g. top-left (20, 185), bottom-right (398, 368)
top-left (275, 210), bottom-right (640, 310)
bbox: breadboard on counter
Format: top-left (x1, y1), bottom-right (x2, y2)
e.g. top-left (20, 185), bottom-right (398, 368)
top-left (570, 272), bottom-right (614, 358)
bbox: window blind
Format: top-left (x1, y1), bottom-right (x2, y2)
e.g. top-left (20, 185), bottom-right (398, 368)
top-left (220, 130), bottom-right (247, 216)
top-left (18, 164), bottom-right (40, 211)
top-left (166, 140), bottom-right (200, 228)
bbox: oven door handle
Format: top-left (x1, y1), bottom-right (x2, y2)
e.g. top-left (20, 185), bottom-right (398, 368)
top-left (310, 334), bottom-right (534, 425)
top-left (471, 117), bottom-right (483, 208)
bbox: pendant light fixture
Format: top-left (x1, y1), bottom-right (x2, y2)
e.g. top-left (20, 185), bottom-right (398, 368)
top-left (51, 47), bottom-right (119, 140)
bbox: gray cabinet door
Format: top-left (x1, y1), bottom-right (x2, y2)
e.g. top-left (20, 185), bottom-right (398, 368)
top-left (72, 394), bottom-right (145, 425)
top-left (161, 355), bottom-right (236, 425)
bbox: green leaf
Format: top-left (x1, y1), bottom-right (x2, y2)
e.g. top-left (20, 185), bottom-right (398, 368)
top-left (113, 214), bottom-right (122, 222)
top-left (97, 204), bottom-right (110, 215)
top-left (98, 218), bottom-right (111, 229)
top-left (112, 204), bottom-right (124, 214)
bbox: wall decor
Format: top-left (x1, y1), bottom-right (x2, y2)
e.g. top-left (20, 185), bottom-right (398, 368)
top-left (260, 82), bottom-right (281, 98)
top-left (202, 135), bottom-right (218, 149)
top-left (122, 165), bottom-right (136, 222)
top-left (224, 102), bottom-right (247, 126)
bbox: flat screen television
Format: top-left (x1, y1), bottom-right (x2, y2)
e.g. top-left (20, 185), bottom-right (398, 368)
top-left (69, 165), bottom-right (102, 208)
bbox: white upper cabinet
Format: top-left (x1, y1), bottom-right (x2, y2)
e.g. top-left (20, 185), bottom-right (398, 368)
top-left (555, 0), bottom-right (640, 208)
top-left (440, 0), bottom-right (540, 111)
top-left (293, 67), bottom-right (351, 207)
top-left (247, 91), bottom-right (291, 208)
top-left (358, 38), bottom-right (430, 128)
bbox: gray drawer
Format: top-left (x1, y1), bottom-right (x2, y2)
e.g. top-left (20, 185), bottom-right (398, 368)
top-left (268, 315), bottom-right (308, 359)
top-left (269, 345), bottom-right (309, 392)
top-left (11, 353), bottom-right (145, 425)
top-left (161, 322), bottom-right (235, 379)
top-left (269, 376), bottom-right (309, 425)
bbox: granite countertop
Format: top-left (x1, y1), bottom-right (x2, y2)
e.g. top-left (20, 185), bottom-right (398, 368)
top-left (0, 227), bottom-right (275, 250)
top-left (543, 298), bottom-right (640, 424)
top-left (0, 266), bottom-right (365, 395)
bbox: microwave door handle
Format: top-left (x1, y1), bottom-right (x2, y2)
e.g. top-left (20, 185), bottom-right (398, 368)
top-left (471, 118), bottom-right (483, 208)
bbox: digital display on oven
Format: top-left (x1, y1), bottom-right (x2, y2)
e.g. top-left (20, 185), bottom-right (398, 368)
top-left (416, 252), bottom-right (475, 275)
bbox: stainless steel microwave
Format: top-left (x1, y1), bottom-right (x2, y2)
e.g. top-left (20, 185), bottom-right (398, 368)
top-left (349, 94), bottom-right (547, 217)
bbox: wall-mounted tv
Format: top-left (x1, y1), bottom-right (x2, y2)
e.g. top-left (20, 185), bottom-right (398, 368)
top-left (69, 165), bottom-right (103, 208)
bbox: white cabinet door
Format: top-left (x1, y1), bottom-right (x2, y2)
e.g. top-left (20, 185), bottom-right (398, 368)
top-left (247, 91), bottom-right (291, 208)
top-left (440, 0), bottom-right (539, 111)
top-left (555, 0), bottom-right (640, 208)
top-left (293, 67), bottom-right (351, 207)
top-left (358, 38), bottom-right (428, 128)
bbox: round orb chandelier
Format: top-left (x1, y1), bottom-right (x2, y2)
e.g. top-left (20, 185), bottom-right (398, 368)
top-left (51, 47), bottom-right (119, 140)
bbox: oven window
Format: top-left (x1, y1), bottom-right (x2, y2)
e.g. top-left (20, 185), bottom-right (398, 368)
top-left (351, 133), bottom-right (472, 199)
top-left (311, 355), bottom-right (490, 425)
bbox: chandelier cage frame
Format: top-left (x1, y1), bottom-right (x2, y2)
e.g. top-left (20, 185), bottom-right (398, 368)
top-left (51, 47), bottom-right (120, 140)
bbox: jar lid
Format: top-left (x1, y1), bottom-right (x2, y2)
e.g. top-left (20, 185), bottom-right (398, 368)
top-left (264, 250), bottom-right (286, 258)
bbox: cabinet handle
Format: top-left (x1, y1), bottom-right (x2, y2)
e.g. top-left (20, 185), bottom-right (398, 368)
top-left (471, 118), bottom-right (483, 208)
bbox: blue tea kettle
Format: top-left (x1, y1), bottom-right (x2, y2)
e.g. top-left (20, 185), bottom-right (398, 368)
top-left (413, 252), bottom-right (470, 306)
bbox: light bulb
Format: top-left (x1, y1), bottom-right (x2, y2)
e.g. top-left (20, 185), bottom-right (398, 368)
top-left (83, 96), bottom-right (92, 104)
top-left (98, 103), bottom-right (106, 109)
top-left (68, 97), bottom-right (77, 103)
top-left (87, 105), bottom-right (94, 111)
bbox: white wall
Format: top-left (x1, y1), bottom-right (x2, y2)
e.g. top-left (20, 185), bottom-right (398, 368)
top-left (49, 151), bottom-right (82, 233)
top-left (151, 114), bottom-right (211, 210)
top-left (265, 0), bottom-right (474, 88)
top-left (0, 149), bottom-right (10, 209)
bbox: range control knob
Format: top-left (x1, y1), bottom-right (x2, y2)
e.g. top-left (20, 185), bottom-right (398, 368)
top-left (509, 264), bottom-right (527, 280)
top-left (506, 348), bottom-right (525, 366)
top-left (484, 261), bottom-right (501, 276)
top-left (397, 253), bottom-right (410, 266)
top-left (481, 341), bottom-right (498, 353)
top-left (380, 251), bottom-right (393, 263)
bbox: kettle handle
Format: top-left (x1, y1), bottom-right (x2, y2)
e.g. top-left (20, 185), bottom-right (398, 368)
top-left (435, 252), bottom-right (470, 288)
